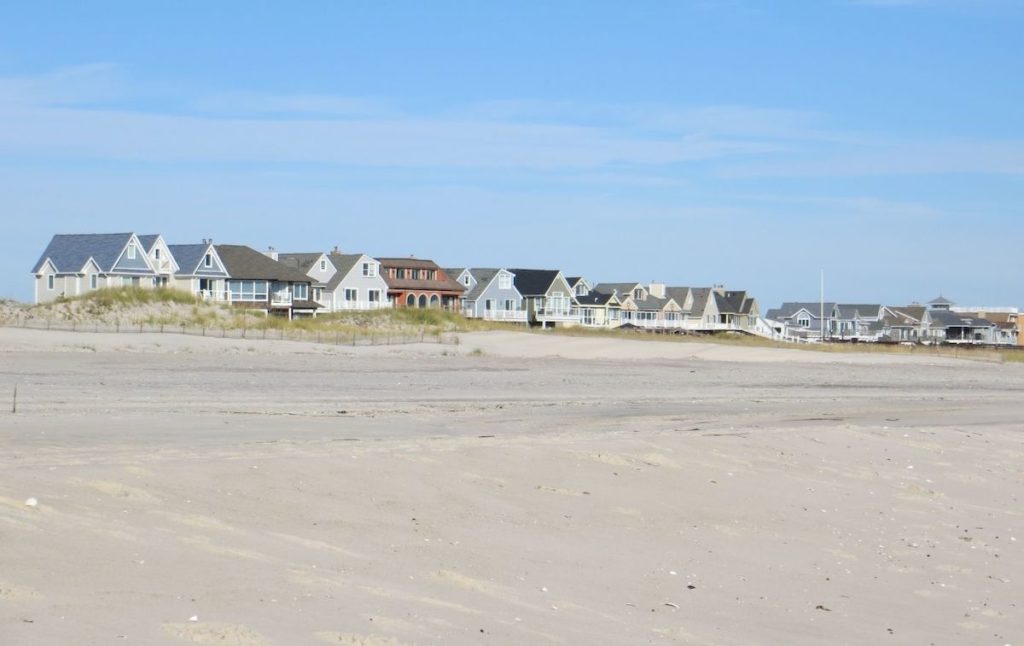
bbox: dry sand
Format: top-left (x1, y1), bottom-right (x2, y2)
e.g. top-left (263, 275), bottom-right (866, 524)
top-left (0, 328), bottom-right (1021, 645)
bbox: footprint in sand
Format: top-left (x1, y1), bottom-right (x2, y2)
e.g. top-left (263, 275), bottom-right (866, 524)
top-left (163, 622), bottom-right (266, 645)
top-left (315, 632), bottom-right (406, 645)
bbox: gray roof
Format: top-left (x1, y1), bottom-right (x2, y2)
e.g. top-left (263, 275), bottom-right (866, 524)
top-left (633, 295), bottom-right (677, 312)
top-left (138, 235), bottom-right (161, 253)
top-left (688, 288), bottom-right (716, 316)
top-left (928, 309), bottom-right (995, 329)
top-left (770, 302), bottom-right (838, 320)
top-left (215, 245), bottom-right (314, 282)
top-left (592, 282), bottom-right (641, 299)
top-left (836, 304), bottom-right (883, 320)
top-left (32, 233), bottom-right (153, 275)
top-left (575, 292), bottom-right (619, 306)
top-left (928, 295), bottom-right (955, 306)
top-left (325, 253), bottom-right (366, 290)
top-left (714, 290), bottom-right (753, 315)
top-left (463, 268), bottom-right (500, 302)
top-left (278, 252), bottom-right (324, 274)
top-left (664, 287), bottom-right (691, 310)
top-left (168, 243), bottom-right (226, 277)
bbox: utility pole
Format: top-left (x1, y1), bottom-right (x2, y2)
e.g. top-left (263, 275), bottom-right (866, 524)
top-left (820, 270), bottom-right (825, 343)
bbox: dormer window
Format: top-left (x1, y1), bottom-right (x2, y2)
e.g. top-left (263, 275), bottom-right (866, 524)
top-left (633, 288), bottom-right (644, 301)
top-left (362, 262), bottom-right (377, 277)
top-left (463, 275), bottom-right (471, 286)
top-left (204, 253), bottom-right (212, 268)
top-left (320, 259), bottom-right (326, 271)
top-left (154, 248), bottom-right (161, 260)
top-left (127, 244), bottom-right (137, 260)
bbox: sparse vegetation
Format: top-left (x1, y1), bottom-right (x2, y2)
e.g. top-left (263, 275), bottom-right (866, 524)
top-left (1, 292), bottom-right (1020, 362)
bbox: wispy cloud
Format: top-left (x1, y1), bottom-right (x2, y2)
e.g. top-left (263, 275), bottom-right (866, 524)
top-left (0, 66), bottom-right (1020, 179)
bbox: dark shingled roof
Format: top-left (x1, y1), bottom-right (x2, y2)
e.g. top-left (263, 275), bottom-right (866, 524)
top-left (324, 253), bottom-right (368, 290)
top-left (508, 269), bottom-right (562, 297)
top-left (770, 302), bottom-right (838, 320)
top-left (32, 233), bottom-right (154, 275)
top-left (278, 252), bottom-right (325, 274)
top-left (836, 304), bottom-right (884, 319)
top-left (592, 283), bottom-right (642, 299)
top-left (215, 245), bottom-right (314, 282)
top-left (575, 292), bottom-right (619, 306)
top-left (463, 268), bottom-right (500, 302)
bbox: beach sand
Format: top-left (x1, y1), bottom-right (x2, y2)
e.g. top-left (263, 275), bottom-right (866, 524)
top-left (0, 328), bottom-right (1021, 645)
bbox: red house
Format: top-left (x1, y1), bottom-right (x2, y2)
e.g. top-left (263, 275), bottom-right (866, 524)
top-left (378, 257), bottom-right (465, 310)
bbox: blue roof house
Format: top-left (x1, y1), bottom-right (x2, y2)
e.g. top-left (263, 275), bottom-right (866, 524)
top-left (31, 233), bottom-right (158, 303)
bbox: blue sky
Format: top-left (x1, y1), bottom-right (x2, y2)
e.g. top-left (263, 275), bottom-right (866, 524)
top-left (2, 1), bottom-right (1022, 307)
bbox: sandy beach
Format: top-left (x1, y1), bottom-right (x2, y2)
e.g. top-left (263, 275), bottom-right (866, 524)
top-left (0, 328), bottom-right (1021, 645)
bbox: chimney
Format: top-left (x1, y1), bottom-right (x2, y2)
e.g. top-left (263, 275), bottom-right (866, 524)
top-left (713, 284), bottom-right (725, 296)
top-left (265, 246), bottom-right (278, 261)
top-left (332, 245), bottom-right (339, 254)
top-left (649, 282), bottom-right (666, 299)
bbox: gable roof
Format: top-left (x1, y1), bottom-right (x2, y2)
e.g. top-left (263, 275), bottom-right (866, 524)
top-left (324, 253), bottom-right (370, 290)
top-left (835, 304), bottom-right (884, 319)
top-left (769, 302), bottom-right (838, 320)
top-left (592, 283), bottom-right (642, 299)
top-left (633, 295), bottom-right (678, 312)
top-left (715, 290), bottom-right (752, 315)
top-left (463, 268), bottom-right (500, 301)
top-left (278, 252), bottom-right (326, 274)
top-left (688, 288), bottom-right (719, 316)
top-left (575, 292), bottom-right (620, 306)
top-left (507, 269), bottom-right (563, 296)
top-left (32, 233), bottom-right (152, 275)
top-left (138, 235), bottom-right (162, 254)
top-left (168, 243), bottom-right (226, 276)
top-left (215, 245), bottom-right (314, 282)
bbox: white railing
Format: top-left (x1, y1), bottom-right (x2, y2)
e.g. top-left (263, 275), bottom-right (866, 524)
top-left (482, 309), bottom-right (528, 322)
top-left (196, 290), bottom-right (226, 302)
top-left (537, 307), bottom-right (579, 321)
top-left (334, 300), bottom-right (392, 311)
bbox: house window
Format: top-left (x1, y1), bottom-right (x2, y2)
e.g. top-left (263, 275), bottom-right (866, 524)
top-left (154, 248), bottom-right (161, 260)
top-left (428, 270), bottom-right (437, 281)
top-left (293, 283), bottom-right (308, 300)
top-left (345, 288), bottom-right (358, 302)
top-left (47, 275), bottom-right (55, 290)
top-left (463, 275), bottom-right (471, 286)
top-left (204, 253), bottom-right (212, 268)
top-left (320, 259), bottom-right (326, 271)
top-left (576, 284), bottom-right (588, 296)
top-left (127, 244), bottom-right (137, 260)
top-left (362, 262), bottom-right (377, 277)
top-left (406, 293), bottom-right (416, 306)
top-left (498, 273), bottom-right (512, 289)
top-left (797, 317), bottom-right (811, 327)
top-left (396, 268), bottom-right (406, 279)
top-left (90, 274), bottom-right (98, 289)
top-left (633, 288), bottom-right (644, 301)
top-left (504, 299), bottom-right (514, 311)
top-left (368, 290), bottom-right (380, 303)
top-left (485, 299), bottom-right (494, 311)
top-left (228, 280), bottom-right (269, 301)
top-left (411, 269), bottom-right (420, 280)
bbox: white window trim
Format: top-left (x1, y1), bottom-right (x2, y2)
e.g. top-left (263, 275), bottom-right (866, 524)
top-left (47, 275), bottom-right (55, 290)
top-left (127, 244), bottom-right (137, 260)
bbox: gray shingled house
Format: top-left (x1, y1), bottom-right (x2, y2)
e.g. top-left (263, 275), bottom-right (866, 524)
top-left (215, 244), bottom-right (320, 318)
top-left (32, 232), bottom-right (158, 303)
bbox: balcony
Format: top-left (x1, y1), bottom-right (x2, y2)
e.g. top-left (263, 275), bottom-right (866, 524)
top-left (536, 307), bottom-right (579, 322)
top-left (482, 309), bottom-right (528, 322)
top-left (335, 300), bottom-right (392, 311)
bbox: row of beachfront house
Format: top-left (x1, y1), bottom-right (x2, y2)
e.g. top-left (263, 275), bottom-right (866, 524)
top-left (31, 233), bottom-right (769, 333)
top-left (766, 297), bottom-right (1021, 346)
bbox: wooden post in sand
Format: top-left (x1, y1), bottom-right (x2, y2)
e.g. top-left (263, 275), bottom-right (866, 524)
top-left (11, 385), bottom-right (17, 414)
